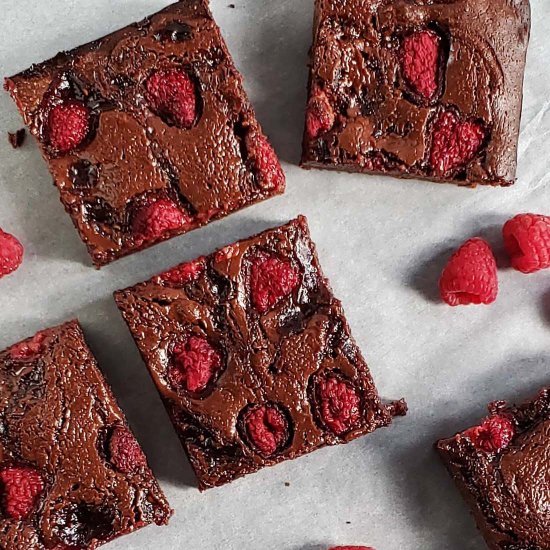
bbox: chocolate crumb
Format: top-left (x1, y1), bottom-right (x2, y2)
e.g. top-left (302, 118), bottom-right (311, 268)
top-left (228, 3), bottom-right (235, 7)
top-left (284, 482), bottom-right (290, 487)
top-left (8, 129), bottom-right (26, 149)
top-left (346, 521), bottom-right (351, 524)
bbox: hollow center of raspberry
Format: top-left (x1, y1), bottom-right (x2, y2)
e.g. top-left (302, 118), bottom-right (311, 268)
top-left (318, 376), bottom-right (361, 435)
top-left (169, 336), bottom-right (221, 393)
top-left (244, 405), bottom-right (288, 456)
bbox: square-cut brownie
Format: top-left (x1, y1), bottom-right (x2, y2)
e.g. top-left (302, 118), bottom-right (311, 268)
top-left (4, 1), bottom-right (284, 267)
top-left (0, 321), bottom-right (171, 549)
top-left (437, 387), bottom-right (550, 549)
top-left (114, 216), bottom-right (407, 490)
top-left (301, 0), bottom-right (530, 187)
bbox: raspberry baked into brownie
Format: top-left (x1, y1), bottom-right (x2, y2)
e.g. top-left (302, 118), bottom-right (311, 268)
top-left (301, 0), bottom-right (530, 187)
top-left (0, 321), bottom-right (171, 549)
top-left (4, 0), bottom-right (284, 267)
top-left (115, 216), bottom-right (406, 490)
top-left (437, 387), bottom-right (550, 549)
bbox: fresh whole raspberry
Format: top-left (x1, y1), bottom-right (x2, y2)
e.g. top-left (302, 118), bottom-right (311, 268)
top-left (317, 376), bottom-right (361, 435)
top-left (9, 331), bottom-right (47, 360)
top-left (244, 405), bottom-right (288, 456)
top-left (146, 69), bottom-right (197, 128)
top-left (306, 87), bottom-right (335, 139)
top-left (169, 336), bottom-right (222, 393)
top-left (439, 238), bottom-right (498, 306)
top-left (0, 466), bottom-right (44, 520)
top-left (0, 229), bottom-right (24, 279)
top-left (108, 426), bottom-right (147, 474)
top-left (400, 29), bottom-right (441, 101)
top-left (249, 252), bottom-right (300, 313)
top-left (245, 132), bottom-right (285, 192)
top-left (503, 213), bottom-right (550, 274)
top-left (464, 415), bottom-right (514, 453)
top-left (157, 257), bottom-right (206, 287)
top-left (429, 110), bottom-right (486, 177)
top-left (132, 199), bottom-right (190, 243)
top-left (48, 101), bottom-right (90, 153)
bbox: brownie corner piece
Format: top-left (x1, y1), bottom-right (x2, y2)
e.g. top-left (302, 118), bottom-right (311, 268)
top-left (5, 0), bottom-right (284, 267)
top-left (0, 320), bottom-right (171, 549)
top-left (301, 0), bottom-right (530, 187)
top-left (115, 215), bottom-right (406, 490)
top-left (436, 386), bottom-right (550, 549)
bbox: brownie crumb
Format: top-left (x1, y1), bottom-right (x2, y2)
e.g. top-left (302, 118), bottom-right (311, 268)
top-left (8, 129), bottom-right (26, 149)
top-left (284, 482), bottom-right (290, 487)
top-left (228, 3), bottom-right (235, 7)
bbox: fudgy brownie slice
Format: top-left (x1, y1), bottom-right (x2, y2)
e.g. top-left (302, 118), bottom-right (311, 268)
top-left (115, 216), bottom-right (406, 490)
top-left (4, 0), bottom-right (284, 267)
top-left (437, 387), bottom-right (550, 549)
top-left (0, 321), bottom-right (171, 549)
top-left (301, 0), bottom-right (530, 187)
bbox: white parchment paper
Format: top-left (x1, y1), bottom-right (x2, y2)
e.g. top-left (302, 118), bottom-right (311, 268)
top-left (1, 1), bottom-right (549, 548)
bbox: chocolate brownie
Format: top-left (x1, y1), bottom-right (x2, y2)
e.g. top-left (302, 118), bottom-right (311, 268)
top-left (301, 0), bottom-right (530, 187)
top-left (4, 0), bottom-right (284, 267)
top-left (437, 387), bottom-right (550, 549)
top-left (0, 321), bottom-right (171, 549)
top-left (114, 216), bottom-right (407, 490)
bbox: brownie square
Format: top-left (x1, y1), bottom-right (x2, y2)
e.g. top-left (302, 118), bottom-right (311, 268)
top-left (4, 0), bottom-right (284, 267)
top-left (114, 216), bottom-right (407, 490)
top-left (0, 321), bottom-right (171, 549)
top-left (301, 0), bottom-right (530, 187)
top-left (436, 387), bottom-right (550, 549)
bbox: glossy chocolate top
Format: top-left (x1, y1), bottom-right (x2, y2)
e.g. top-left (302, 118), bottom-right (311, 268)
top-left (5, 0), bottom-right (284, 266)
top-left (0, 321), bottom-right (171, 549)
top-left (437, 388), bottom-right (550, 550)
top-left (302, 0), bottom-right (530, 186)
top-left (115, 216), bottom-right (406, 489)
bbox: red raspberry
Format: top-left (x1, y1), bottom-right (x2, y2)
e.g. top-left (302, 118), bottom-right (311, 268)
top-left (503, 213), bottom-right (550, 274)
top-left (429, 110), bottom-right (486, 177)
top-left (317, 376), bottom-right (361, 435)
top-left (0, 466), bottom-right (44, 519)
top-left (439, 238), bottom-right (498, 306)
top-left (400, 29), bottom-right (441, 100)
top-left (249, 252), bottom-right (300, 313)
top-left (306, 87), bottom-right (335, 139)
top-left (0, 229), bottom-right (24, 278)
top-left (132, 199), bottom-right (190, 243)
top-left (146, 69), bottom-right (197, 128)
top-left (157, 257), bottom-right (206, 287)
top-left (108, 426), bottom-right (147, 474)
top-left (48, 101), bottom-right (90, 153)
top-left (9, 331), bottom-right (47, 360)
top-left (244, 405), bottom-right (288, 456)
top-left (464, 415), bottom-right (514, 453)
top-left (245, 132), bottom-right (285, 192)
top-left (169, 336), bottom-right (222, 393)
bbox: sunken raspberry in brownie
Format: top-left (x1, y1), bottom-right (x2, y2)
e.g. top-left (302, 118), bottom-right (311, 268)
top-left (114, 216), bottom-right (406, 490)
top-left (0, 321), bottom-right (171, 549)
top-left (301, 0), bottom-right (530, 187)
top-left (4, 1), bottom-right (284, 267)
top-left (436, 387), bottom-right (550, 549)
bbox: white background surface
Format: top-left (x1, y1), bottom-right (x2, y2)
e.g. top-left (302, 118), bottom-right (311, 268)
top-left (0, 0), bottom-right (549, 548)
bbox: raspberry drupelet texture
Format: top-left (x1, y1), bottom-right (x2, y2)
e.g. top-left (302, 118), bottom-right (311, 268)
top-left (0, 229), bottom-right (24, 279)
top-left (169, 336), bottom-right (222, 393)
top-left (132, 199), bottom-right (189, 243)
top-left (48, 101), bottom-right (90, 153)
top-left (250, 252), bottom-right (300, 313)
top-left (9, 331), bottom-right (47, 360)
top-left (146, 69), bottom-right (197, 128)
top-left (439, 238), bottom-right (498, 306)
top-left (157, 258), bottom-right (206, 287)
top-left (464, 415), bottom-right (514, 453)
top-left (108, 427), bottom-right (147, 474)
top-left (503, 213), bottom-right (550, 274)
top-left (0, 466), bottom-right (44, 520)
top-left (244, 405), bottom-right (288, 456)
top-left (306, 87), bottom-right (335, 139)
top-left (400, 29), bottom-right (441, 101)
top-left (429, 110), bottom-right (486, 177)
top-left (245, 132), bottom-right (285, 192)
top-left (317, 376), bottom-right (361, 435)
